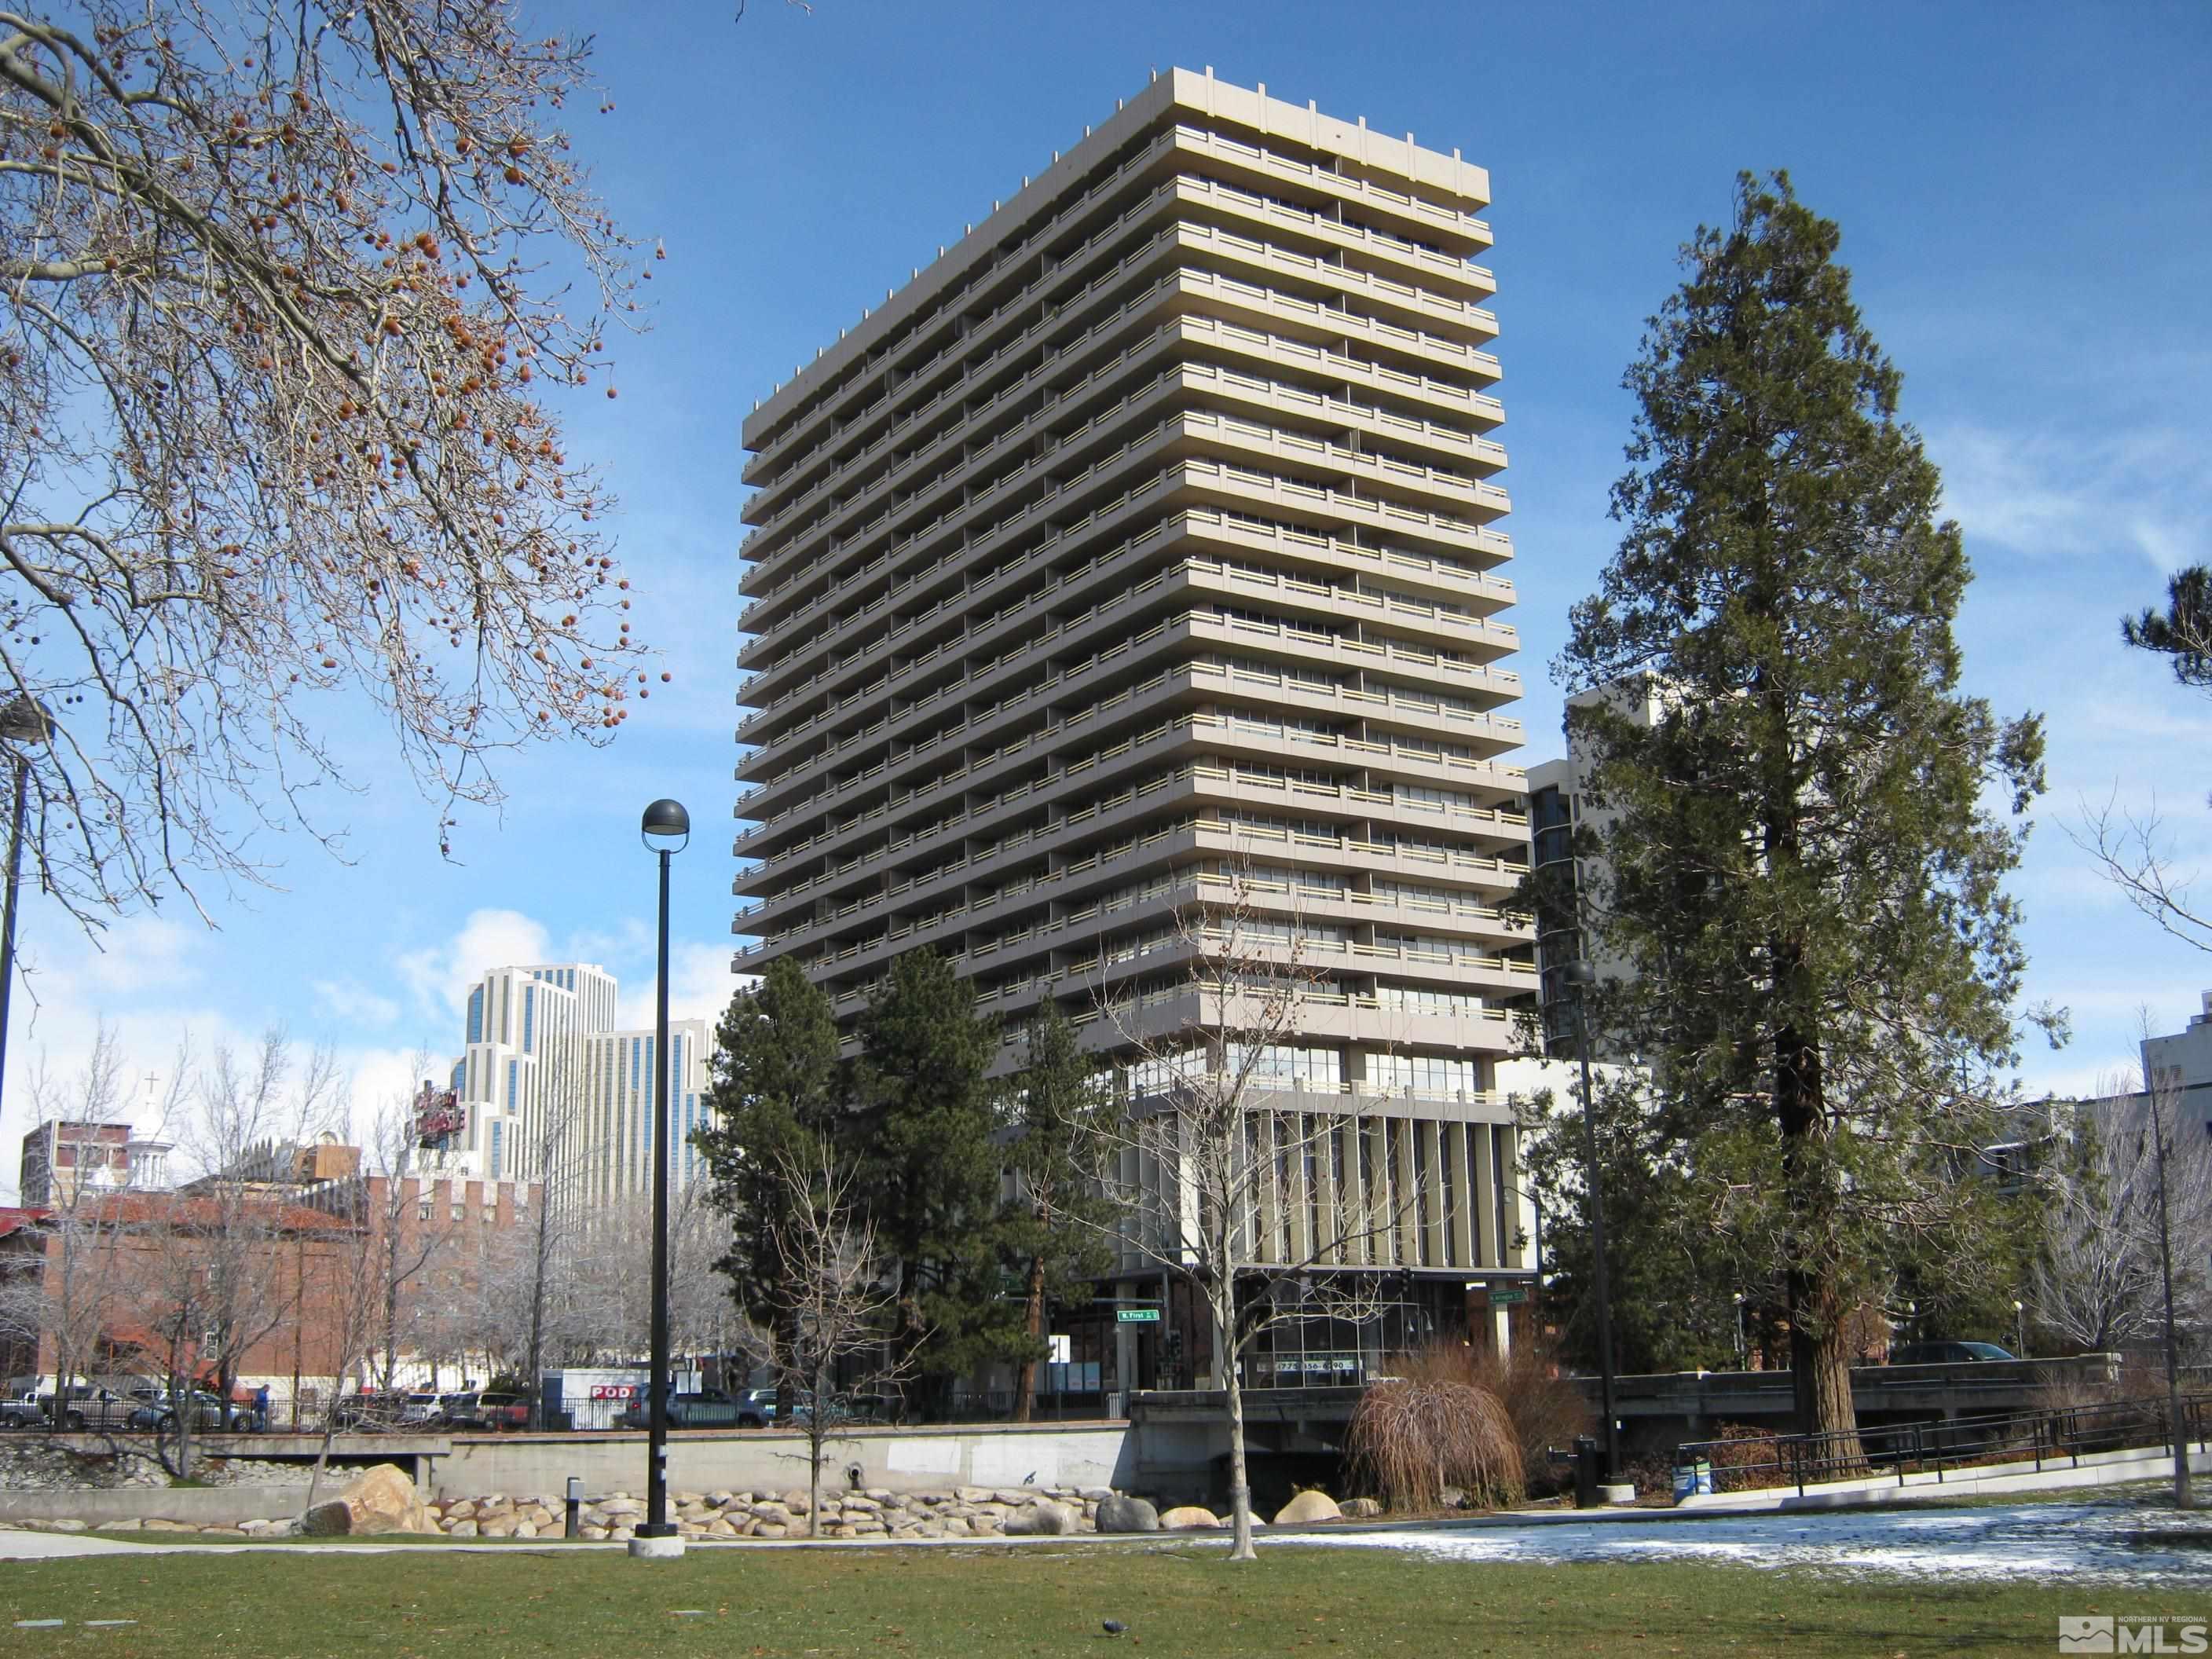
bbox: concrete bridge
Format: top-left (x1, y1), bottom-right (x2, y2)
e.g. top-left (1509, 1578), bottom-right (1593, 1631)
top-left (1124, 1354), bottom-right (2126, 1463)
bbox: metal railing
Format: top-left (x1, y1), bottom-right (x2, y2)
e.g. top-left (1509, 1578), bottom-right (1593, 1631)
top-left (1677, 1393), bottom-right (2211, 1497)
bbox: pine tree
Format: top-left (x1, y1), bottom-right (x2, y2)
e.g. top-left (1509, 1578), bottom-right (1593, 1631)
top-left (1561, 172), bottom-right (2049, 1447)
top-left (2123, 566), bottom-right (2212, 692)
top-left (849, 948), bottom-right (1022, 1399)
top-left (1002, 1002), bottom-right (1121, 1423)
top-left (694, 956), bottom-right (844, 1415)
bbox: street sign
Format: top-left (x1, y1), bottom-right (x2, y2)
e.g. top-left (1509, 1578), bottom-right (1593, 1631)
top-left (1115, 1307), bottom-right (1162, 1324)
top-left (1488, 1287), bottom-right (1529, 1306)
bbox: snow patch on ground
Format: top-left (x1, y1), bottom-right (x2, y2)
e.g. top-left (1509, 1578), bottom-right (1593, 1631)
top-left (1266, 1499), bottom-right (2210, 1584)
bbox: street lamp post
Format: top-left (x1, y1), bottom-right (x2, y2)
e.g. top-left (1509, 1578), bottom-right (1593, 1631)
top-left (0, 697), bottom-right (53, 1120)
top-left (632, 798), bottom-right (689, 1561)
top-left (1562, 959), bottom-right (1621, 1481)
top-left (2012, 1299), bottom-right (2027, 1361)
top-left (1732, 1291), bottom-right (1748, 1372)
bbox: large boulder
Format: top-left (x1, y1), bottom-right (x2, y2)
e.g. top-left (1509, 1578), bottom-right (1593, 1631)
top-left (1157, 1505), bottom-right (1219, 1531)
top-left (299, 1463), bottom-right (434, 1536)
top-left (1095, 1495), bottom-right (1159, 1534)
top-left (1339, 1496), bottom-right (1383, 1518)
top-left (1273, 1490), bottom-right (1342, 1525)
top-left (1002, 1501), bottom-right (1076, 1536)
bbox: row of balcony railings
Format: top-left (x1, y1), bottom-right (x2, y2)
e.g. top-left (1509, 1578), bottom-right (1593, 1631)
top-left (757, 911), bottom-right (1533, 1051)
top-left (742, 313), bottom-right (1511, 637)
top-left (740, 504), bottom-right (1515, 766)
top-left (733, 599), bottom-right (1525, 853)
top-left (738, 598), bottom-right (1525, 815)
top-left (734, 731), bottom-right (1529, 887)
top-left (742, 242), bottom-right (1506, 576)
top-left (735, 808), bottom-right (1529, 936)
top-left (749, 117), bottom-right (1496, 473)
top-left (738, 860), bottom-right (1531, 969)
top-left (738, 263), bottom-right (1503, 632)
top-left (740, 347), bottom-right (1511, 642)
top-left (738, 524), bottom-right (1518, 778)
top-left (740, 712), bottom-right (1524, 885)
top-left (815, 914), bottom-right (1539, 986)
top-left (773, 898), bottom-right (1539, 1016)
top-left (738, 405), bottom-right (1514, 709)
top-left (735, 764), bottom-right (1529, 919)
top-left (738, 657), bottom-right (1522, 842)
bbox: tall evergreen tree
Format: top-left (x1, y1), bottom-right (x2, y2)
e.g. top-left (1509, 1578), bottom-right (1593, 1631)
top-left (2123, 566), bottom-right (2212, 692)
top-left (694, 956), bottom-right (844, 1413)
top-left (1514, 1074), bottom-right (1747, 1377)
top-left (1560, 172), bottom-right (2049, 1445)
top-left (849, 948), bottom-right (1022, 1397)
top-left (1002, 1002), bottom-right (1121, 1422)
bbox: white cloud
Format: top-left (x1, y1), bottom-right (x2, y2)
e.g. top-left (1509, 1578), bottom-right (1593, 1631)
top-left (394, 907), bottom-right (554, 1020)
top-left (1932, 424), bottom-right (2209, 572)
top-left (313, 979), bottom-right (401, 1027)
top-left (614, 939), bottom-right (738, 1032)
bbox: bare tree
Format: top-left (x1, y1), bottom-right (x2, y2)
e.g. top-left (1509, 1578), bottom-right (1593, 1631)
top-left (0, 2), bottom-right (655, 928)
top-left (300, 1152), bottom-right (383, 1511)
top-left (0, 1027), bottom-right (174, 1407)
top-left (2071, 792), bottom-right (2212, 957)
top-left (123, 1030), bottom-right (340, 1471)
top-left (1094, 860), bottom-right (1415, 1562)
top-left (357, 1085), bottom-right (456, 1400)
top-left (744, 1141), bottom-right (904, 1536)
top-left (2029, 1071), bottom-right (2192, 1353)
top-left (556, 1181), bottom-right (737, 1371)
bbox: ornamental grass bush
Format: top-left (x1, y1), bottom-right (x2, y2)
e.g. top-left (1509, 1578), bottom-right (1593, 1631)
top-left (1346, 1348), bottom-right (1525, 1512)
top-left (1449, 1337), bottom-right (1599, 1497)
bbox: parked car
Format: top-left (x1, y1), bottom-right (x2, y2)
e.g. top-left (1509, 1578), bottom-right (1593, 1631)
top-left (1887, 1340), bottom-right (2017, 1365)
top-left (0, 1390), bottom-right (43, 1430)
top-left (474, 1390), bottom-right (532, 1430)
top-left (620, 1387), bottom-right (742, 1430)
top-left (329, 1392), bottom-right (408, 1432)
top-left (126, 1390), bottom-right (228, 1433)
top-left (734, 1387), bottom-right (778, 1429)
top-left (42, 1384), bottom-right (138, 1433)
top-left (397, 1390), bottom-right (444, 1426)
top-left (440, 1390), bottom-right (531, 1432)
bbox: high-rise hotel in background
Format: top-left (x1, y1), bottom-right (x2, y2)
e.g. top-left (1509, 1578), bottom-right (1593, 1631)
top-left (733, 70), bottom-right (1540, 1390)
top-left (434, 962), bottom-right (712, 1206)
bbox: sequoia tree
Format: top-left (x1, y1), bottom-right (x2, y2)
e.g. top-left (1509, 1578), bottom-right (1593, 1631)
top-left (1560, 172), bottom-right (2048, 1446)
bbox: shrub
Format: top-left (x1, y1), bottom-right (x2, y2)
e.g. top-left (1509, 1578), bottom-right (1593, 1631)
top-left (1701, 1421), bottom-right (1784, 1493)
top-left (1346, 1348), bottom-right (1525, 1512)
top-left (1447, 1339), bottom-right (1598, 1496)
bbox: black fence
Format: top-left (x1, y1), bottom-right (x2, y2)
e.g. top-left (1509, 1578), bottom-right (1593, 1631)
top-left (1676, 1393), bottom-right (2211, 1497)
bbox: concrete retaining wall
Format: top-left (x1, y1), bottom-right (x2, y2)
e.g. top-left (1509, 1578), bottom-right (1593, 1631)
top-left (423, 1424), bottom-right (1140, 1502)
top-left (0, 1484), bottom-right (312, 1527)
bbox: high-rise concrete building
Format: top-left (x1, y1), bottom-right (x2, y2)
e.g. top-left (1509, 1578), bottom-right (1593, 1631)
top-left (441, 961), bottom-right (710, 1204)
top-left (734, 69), bottom-right (1540, 1383)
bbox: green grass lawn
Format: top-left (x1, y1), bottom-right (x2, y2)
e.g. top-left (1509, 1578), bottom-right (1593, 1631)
top-left (0, 1542), bottom-right (2109, 1656)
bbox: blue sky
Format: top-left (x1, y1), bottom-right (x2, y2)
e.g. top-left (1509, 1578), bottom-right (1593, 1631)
top-left (4, 0), bottom-right (2207, 1190)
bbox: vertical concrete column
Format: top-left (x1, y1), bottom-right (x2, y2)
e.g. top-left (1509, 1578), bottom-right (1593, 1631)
top-left (1447, 1121), bottom-right (1478, 1273)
